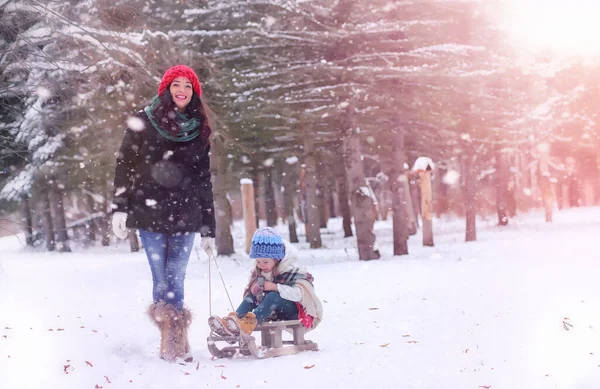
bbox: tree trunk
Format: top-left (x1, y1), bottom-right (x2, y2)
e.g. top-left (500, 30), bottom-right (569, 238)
top-left (272, 160), bottom-right (286, 224)
top-left (342, 105), bottom-right (379, 260)
top-left (50, 183), bottom-right (71, 252)
top-left (316, 158), bottom-right (328, 228)
top-left (435, 165), bottom-right (449, 218)
top-left (495, 151), bottom-right (509, 226)
top-left (283, 159), bottom-right (299, 243)
top-left (241, 180), bottom-right (257, 254)
top-left (376, 185), bottom-right (388, 221)
top-left (540, 175), bottom-right (553, 222)
top-left (538, 144), bottom-right (553, 222)
top-left (328, 186), bottom-right (336, 218)
top-left (128, 229), bottom-right (140, 252)
top-left (297, 164), bottom-right (307, 224)
top-left (211, 136), bottom-right (234, 255)
top-left (388, 128), bottom-right (408, 256)
top-left (40, 191), bottom-right (56, 251)
top-left (100, 180), bottom-right (110, 246)
top-left (21, 196), bottom-right (34, 246)
top-left (251, 166), bottom-right (261, 228)
top-left (303, 135), bottom-right (322, 248)
top-left (333, 146), bottom-right (353, 237)
top-left (410, 177), bottom-right (421, 229)
top-left (464, 154), bottom-right (477, 242)
top-left (263, 166), bottom-right (278, 227)
top-left (403, 178), bottom-right (418, 235)
top-left (83, 191), bottom-right (97, 242)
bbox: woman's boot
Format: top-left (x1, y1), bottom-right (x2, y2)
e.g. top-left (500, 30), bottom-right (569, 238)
top-left (147, 302), bottom-right (192, 362)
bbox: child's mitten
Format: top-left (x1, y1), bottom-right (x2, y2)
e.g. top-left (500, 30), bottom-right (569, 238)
top-left (250, 280), bottom-right (264, 296)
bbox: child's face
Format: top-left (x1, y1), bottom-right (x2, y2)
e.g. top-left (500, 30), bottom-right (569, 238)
top-left (256, 258), bottom-right (277, 272)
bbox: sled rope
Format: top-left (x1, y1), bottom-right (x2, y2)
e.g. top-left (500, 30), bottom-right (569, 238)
top-left (201, 246), bottom-right (235, 315)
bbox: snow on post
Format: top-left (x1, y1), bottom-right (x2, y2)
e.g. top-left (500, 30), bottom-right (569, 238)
top-left (412, 156), bottom-right (435, 173)
top-left (240, 178), bottom-right (256, 253)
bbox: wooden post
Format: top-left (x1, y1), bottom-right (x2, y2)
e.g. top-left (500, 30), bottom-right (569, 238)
top-left (241, 178), bottom-right (257, 254)
top-left (421, 169), bottom-right (434, 247)
top-left (413, 157), bottom-right (434, 247)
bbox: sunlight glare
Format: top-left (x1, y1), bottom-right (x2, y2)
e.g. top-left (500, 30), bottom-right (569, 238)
top-left (502, 0), bottom-right (600, 55)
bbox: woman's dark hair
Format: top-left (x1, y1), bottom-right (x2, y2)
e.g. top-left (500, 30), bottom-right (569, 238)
top-left (152, 89), bottom-right (212, 144)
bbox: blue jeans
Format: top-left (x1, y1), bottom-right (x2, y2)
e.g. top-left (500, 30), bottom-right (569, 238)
top-left (138, 229), bottom-right (195, 310)
top-left (236, 292), bottom-right (299, 323)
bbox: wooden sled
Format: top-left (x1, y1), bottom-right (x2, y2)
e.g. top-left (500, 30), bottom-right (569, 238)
top-left (207, 319), bottom-right (318, 359)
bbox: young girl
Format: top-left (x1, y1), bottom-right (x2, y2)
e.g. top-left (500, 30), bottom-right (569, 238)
top-left (112, 65), bottom-right (215, 362)
top-left (209, 227), bottom-right (323, 336)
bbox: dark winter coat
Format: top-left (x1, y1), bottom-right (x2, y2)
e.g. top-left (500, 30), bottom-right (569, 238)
top-left (112, 110), bottom-right (215, 237)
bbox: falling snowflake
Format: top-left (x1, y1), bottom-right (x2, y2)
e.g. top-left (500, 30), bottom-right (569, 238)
top-left (443, 170), bottom-right (460, 185)
top-left (36, 87), bottom-right (52, 100)
top-left (264, 16), bottom-right (276, 29)
top-left (127, 116), bottom-right (146, 132)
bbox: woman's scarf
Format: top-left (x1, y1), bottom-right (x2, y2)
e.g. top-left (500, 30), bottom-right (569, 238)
top-left (144, 95), bottom-right (201, 142)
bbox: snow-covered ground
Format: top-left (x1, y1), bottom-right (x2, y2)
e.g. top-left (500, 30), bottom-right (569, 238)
top-left (1, 208), bottom-right (599, 389)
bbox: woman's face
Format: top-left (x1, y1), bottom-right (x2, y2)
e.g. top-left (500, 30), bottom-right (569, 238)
top-left (169, 76), bottom-right (193, 110)
top-left (256, 258), bottom-right (277, 273)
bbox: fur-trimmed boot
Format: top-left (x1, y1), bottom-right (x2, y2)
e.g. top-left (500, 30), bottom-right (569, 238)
top-left (237, 312), bottom-right (258, 335)
top-left (147, 302), bottom-right (193, 362)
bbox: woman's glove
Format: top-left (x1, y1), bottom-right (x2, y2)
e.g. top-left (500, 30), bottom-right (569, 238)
top-left (112, 212), bottom-right (128, 239)
top-left (200, 237), bottom-right (215, 253)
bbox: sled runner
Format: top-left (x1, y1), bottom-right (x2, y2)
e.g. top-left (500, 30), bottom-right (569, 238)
top-left (207, 319), bottom-right (318, 359)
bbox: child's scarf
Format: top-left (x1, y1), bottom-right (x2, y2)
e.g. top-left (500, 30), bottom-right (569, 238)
top-left (242, 267), bottom-right (313, 298)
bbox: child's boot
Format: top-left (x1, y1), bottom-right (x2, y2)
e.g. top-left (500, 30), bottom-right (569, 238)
top-left (208, 315), bottom-right (234, 337)
top-left (223, 312), bottom-right (241, 335)
top-left (238, 312), bottom-right (258, 335)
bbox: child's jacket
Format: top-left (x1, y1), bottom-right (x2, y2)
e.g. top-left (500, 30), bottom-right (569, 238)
top-left (244, 239), bottom-right (323, 330)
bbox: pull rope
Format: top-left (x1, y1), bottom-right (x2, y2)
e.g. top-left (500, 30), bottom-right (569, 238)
top-left (198, 244), bottom-right (235, 316)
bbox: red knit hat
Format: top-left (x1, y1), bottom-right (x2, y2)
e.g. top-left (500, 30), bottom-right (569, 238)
top-left (157, 65), bottom-right (202, 97)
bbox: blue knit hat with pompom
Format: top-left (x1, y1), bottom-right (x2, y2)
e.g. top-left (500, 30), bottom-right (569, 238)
top-left (249, 227), bottom-right (285, 260)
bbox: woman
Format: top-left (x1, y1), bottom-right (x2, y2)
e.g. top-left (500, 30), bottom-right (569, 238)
top-left (111, 65), bottom-right (215, 362)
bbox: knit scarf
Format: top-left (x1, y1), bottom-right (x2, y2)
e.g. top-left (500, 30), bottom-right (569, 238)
top-left (144, 95), bottom-right (201, 142)
top-left (243, 267), bottom-right (313, 298)
top-left (274, 268), bottom-right (314, 286)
